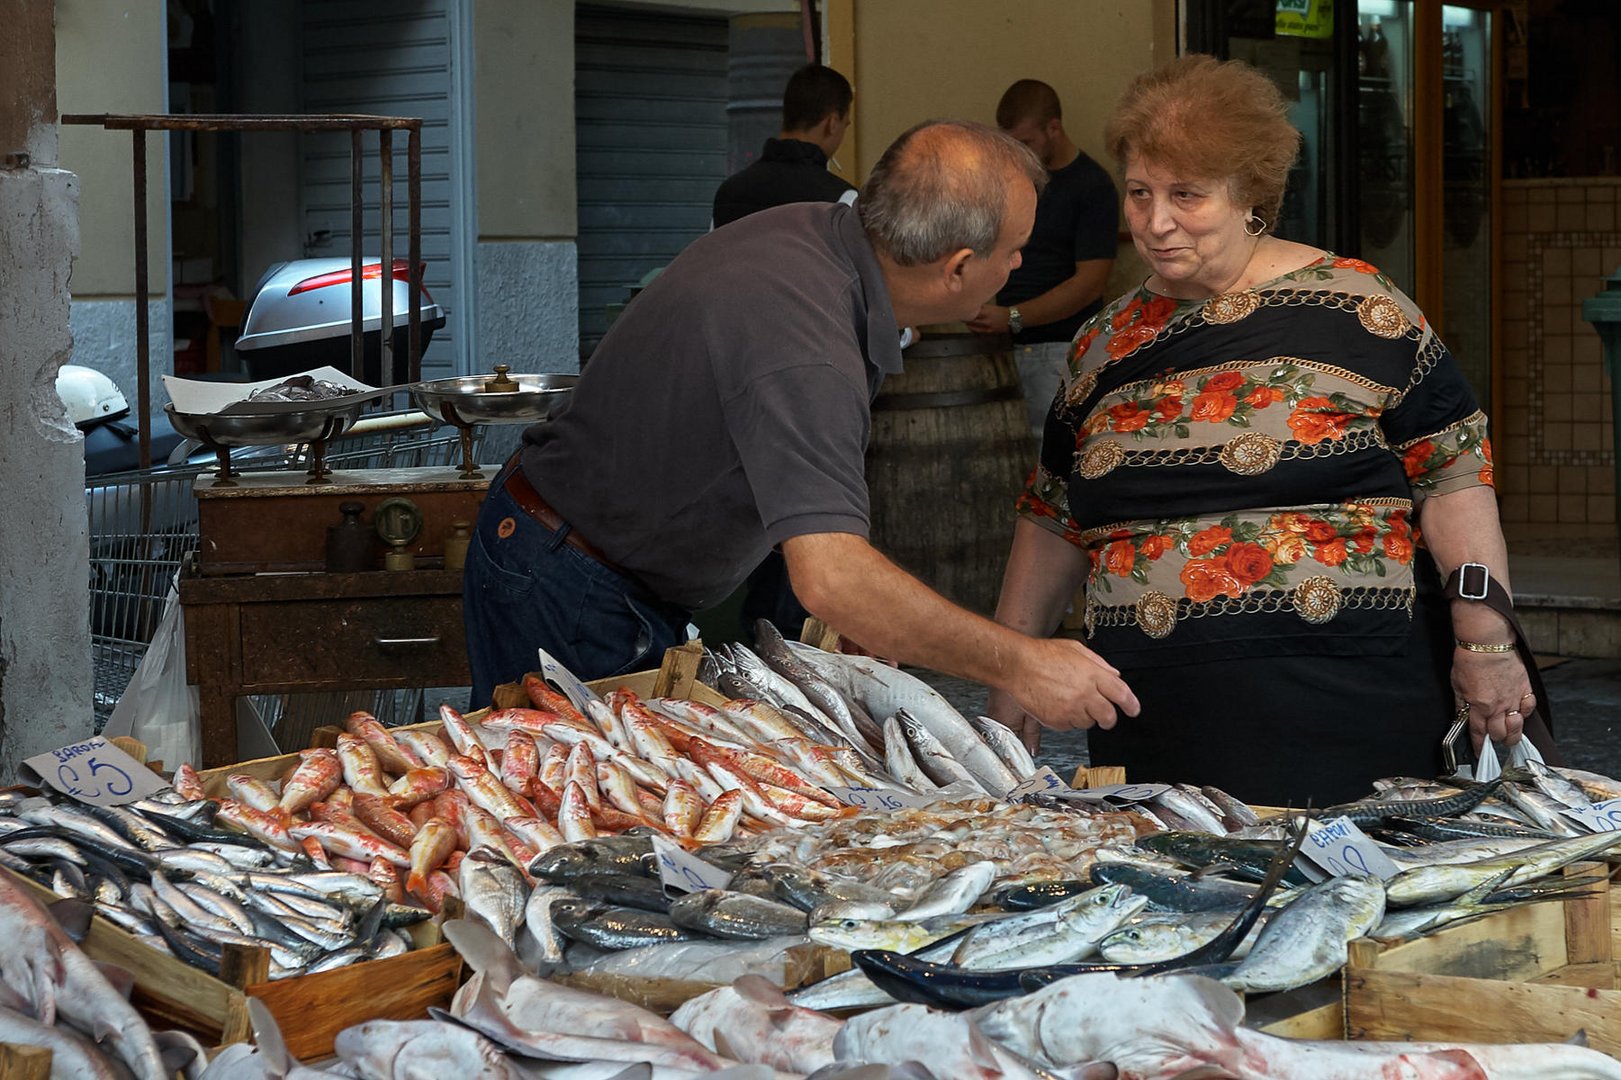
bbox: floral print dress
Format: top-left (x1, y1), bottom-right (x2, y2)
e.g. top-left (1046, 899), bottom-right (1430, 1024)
top-left (1018, 256), bottom-right (1492, 801)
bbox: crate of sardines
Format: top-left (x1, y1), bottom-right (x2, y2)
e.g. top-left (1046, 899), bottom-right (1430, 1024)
top-left (0, 787), bottom-right (459, 1060)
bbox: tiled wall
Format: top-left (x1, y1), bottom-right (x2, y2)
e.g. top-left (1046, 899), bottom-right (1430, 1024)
top-left (1496, 177), bottom-right (1621, 552)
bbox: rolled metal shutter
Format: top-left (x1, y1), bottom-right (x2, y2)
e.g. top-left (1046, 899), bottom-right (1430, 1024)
top-left (575, 5), bottom-right (729, 356)
top-left (298, 0), bottom-right (465, 382)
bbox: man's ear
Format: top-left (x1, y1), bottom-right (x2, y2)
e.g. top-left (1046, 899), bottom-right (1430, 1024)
top-left (941, 247), bottom-right (976, 293)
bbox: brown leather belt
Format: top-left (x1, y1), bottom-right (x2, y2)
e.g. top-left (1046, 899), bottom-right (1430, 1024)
top-left (502, 464), bottom-right (628, 578)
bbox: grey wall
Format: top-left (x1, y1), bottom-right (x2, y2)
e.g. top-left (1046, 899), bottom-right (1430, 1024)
top-left (0, 0), bottom-right (94, 778)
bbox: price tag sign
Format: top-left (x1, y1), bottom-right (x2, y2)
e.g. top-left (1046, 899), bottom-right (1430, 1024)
top-left (21, 737), bottom-right (166, 807)
top-left (650, 834), bottom-right (734, 895)
top-left (1561, 798), bottom-right (1621, 833)
top-left (1060, 782), bottom-right (1172, 805)
top-left (823, 785), bottom-right (940, 811)
top-left (1006, 766), bottom-right (1070, 802)
top-left (535, 648), bottom-right (603, 714)
top-left (1300, 816), bottom-right (1401, 880)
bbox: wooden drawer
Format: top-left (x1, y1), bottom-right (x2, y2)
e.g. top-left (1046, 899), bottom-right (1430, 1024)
top-left (238, 595), bottom-right (468, 685)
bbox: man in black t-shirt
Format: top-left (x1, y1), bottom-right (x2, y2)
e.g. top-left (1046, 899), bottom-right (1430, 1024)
top-left (969, 79), bottom-right (1119, 436)
top-left (713, 64), bottom-right (856, 228)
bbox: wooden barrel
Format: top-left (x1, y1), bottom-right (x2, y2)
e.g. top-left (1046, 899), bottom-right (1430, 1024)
top-left (865, 329), bottom-right (1035, 616)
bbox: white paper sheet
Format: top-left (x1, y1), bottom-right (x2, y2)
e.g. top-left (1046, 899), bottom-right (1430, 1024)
top-left (163, 366), bottom-right (386, 417)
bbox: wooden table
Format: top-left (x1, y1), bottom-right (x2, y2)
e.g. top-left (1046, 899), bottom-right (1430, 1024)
top-left (179, 568), bottom-right (470, 767)
top-left (176, 467), bottom-right (489, 766)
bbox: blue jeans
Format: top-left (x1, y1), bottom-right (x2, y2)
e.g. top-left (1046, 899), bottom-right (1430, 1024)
top-left (462, 469), bottom-right (689, 707)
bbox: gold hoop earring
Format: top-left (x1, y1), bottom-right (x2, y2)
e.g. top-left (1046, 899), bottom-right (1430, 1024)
top-left (1244, 212), bottom-right (1267, 238)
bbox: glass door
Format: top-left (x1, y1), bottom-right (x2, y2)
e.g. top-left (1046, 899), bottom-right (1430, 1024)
top-left (1357, 1), bottom-right (1416, 291)
top-left (1439, 4), bottom-right (1493, 410)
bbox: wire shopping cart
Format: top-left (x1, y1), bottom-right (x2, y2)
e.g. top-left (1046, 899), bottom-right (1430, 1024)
top-left (89, 411), bottom-right (485, 731)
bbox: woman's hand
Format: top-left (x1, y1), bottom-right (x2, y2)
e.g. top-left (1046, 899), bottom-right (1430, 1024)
top-left (1452, 647), bottom-right (1536, 753)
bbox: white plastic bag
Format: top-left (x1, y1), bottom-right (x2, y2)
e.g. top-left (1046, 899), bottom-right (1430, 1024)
top-left (1473, 722), bottom-right (1546, 783)
top-left (103, 572), bottom-right (199, 768)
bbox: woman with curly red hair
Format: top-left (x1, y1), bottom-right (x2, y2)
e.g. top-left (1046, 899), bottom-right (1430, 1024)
top-left (987, 55), bottom-right (1533, 805)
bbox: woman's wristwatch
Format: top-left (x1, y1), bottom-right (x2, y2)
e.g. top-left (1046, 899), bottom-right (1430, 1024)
top-left (1007, 306), bottom-right (1023, 334)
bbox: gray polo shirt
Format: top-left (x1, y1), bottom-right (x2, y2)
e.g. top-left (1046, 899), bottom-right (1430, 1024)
top-left (520, 202), bottom-right (904, 611)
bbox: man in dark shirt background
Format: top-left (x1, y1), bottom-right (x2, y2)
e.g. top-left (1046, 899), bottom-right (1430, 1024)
top-left (712, 63), bottom-right (856, 228)
top-left (968, 79), bottom-right (1119, 437)
top-left (712, 63), bottom-right (857, 638)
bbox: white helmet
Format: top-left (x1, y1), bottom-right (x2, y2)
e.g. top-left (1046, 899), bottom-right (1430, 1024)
top-left (56, 365), bottom-right (129, 428)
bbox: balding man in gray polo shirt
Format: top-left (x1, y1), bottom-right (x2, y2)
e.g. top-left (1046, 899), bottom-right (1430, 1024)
top-left (464, 120), bottom-right (1140, 743)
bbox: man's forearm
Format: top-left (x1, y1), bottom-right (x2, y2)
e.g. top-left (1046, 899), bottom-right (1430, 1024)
top-left (782, 531), bottom-right (1040, 691)
top-left (1013, 259), bottom-right (1112, 328)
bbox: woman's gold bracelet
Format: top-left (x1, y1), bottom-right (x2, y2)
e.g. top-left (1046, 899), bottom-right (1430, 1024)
top-left (1456, 639), bottom-right (1516, 653)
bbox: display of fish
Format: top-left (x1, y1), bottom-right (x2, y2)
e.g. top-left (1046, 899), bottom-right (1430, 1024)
top-left (0, 871), bottom-right (177, 1080)
top-left (821, 651), bottom-right (1022, 798)
top-left (0, 790), bottom-right (416, 981)
top-left (58, 640), bottom-right (1621, 1079)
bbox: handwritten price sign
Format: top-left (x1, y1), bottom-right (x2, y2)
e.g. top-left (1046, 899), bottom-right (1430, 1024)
top-left (1300, 816), bottom-right (1400, 880)
top-left (650, 834), bottom-right (734, 895)
top-left (1006, 766), bottom-right (1070, 802)
top-left (21, 737), bottom-right (166, 807)
top-left (1562, 799), bottom-right (1621, 833)
top-left (1061, 782), bottom-right (1172, 805)
top-left (823, 785), bottom-right (940, 811)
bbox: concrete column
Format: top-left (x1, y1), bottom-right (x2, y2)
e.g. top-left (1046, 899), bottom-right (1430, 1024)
top-left (0, 0), bottom-right (91, 778)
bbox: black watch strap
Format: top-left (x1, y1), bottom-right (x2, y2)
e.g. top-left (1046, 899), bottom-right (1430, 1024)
top-left (1442, 562), bottom-right (1560, 763)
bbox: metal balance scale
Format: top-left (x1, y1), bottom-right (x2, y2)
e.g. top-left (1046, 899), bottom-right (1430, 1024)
top-left (408, 364), bottom-right (578, 479)
top-left (165, 397), bottom-right (364, 486)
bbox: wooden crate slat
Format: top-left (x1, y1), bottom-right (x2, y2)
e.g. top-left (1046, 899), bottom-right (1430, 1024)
top-left (1347, 968), bottom-right (1621, 1053)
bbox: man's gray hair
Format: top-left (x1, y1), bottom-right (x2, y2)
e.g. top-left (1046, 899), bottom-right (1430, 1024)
top-left (858, 120), bottom-right (1046, 267)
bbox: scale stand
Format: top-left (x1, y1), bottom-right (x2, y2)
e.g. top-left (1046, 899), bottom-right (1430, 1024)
top-left (301, 414), bottom-right (352, 485)
top-left (442, 400), bottom-right (483, 480)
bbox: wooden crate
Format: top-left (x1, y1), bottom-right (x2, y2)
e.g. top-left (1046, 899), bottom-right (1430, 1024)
top-left (1344, 862), bottom-right (1619, 1053)
top-left (3, 867), bottom-right (458, 1059)
top-left (1611, 880), bottom-right (1621, 986)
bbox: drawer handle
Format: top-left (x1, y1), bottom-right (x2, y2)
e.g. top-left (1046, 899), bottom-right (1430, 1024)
top-left (374, 636), bottom-right (442, 648)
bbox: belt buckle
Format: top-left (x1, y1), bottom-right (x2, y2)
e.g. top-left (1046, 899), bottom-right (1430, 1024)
top-left (1458, 562), bottom-right (1491, 601)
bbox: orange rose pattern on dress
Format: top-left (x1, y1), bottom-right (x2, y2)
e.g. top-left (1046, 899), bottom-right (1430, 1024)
top-left (1398, 411), bottom-right (1493, 494)
top-left (1286, 395), bottom-right (1372, 444)
top-left (1081, 363), bottom-right (1308, 440)
top-left (1085, 503), bottom-right (1420, 606)
top-left (1332, 256), bottom-right (1381, 275)
top-left (1016, 464), bottom-right (1086, 545)
top-left (1104, 294), bottom-right (1180, 360)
